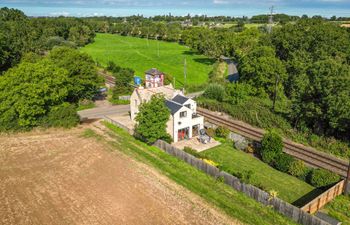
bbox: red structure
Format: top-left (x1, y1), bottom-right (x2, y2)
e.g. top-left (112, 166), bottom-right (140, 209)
top-left (145, 68), bottom-right (164, 88)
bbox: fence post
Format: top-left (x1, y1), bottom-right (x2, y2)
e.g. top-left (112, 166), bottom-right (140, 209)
top-left (345, 159), bottom-right (350, 195)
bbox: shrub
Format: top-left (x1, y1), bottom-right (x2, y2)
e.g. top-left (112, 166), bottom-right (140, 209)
top-left (215, 126), bottom-right (230, 138)
top-left (230, 170), bottom-right (255, 184)
top-left (274, 153), bottom-right (295, 173)
top-left (308, 168), bottom-right (340, 188)
top-left (245, 145), bottom-right (255, 154)
top-left (225, 82), bottom-right (256, 105)
top-left (203, 159), bottom-right (220, 168)
top-left (260, 130), bottom-right (283, 165)
top-left (206, 128), bottom-right (216, 137)
top-left (288, 160), bottom-right (307, 177)
top-left (39, 103), bottom-right (79, 128)
top-left (183, 146), bottom-right (201, 158)
top-left (203, 83), bottom-right (225, 102)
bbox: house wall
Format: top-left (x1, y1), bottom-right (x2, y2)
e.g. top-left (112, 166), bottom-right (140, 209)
top-left (166, 116), bottom-right (174, 141)
top-left (172, 106), bottom-right (204, 143)
top-left (130, 91), bottom-right (142, 121)
top-left (183, 99), bottom-right (197, 113)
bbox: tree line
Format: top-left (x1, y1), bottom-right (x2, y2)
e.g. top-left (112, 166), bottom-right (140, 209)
top-left (0, 8), bottom-right (101, 131)
top-left (192, 19), bottom-right (350, 139)
top-left (0, 7), bottom-right (95, 74)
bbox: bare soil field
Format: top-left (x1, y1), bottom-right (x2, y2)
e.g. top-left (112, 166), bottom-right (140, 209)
top-left (0, 127), bottom-right (238, 225)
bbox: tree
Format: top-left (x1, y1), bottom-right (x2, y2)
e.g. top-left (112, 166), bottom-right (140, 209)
top-left (260, 130), bottom-right (283, 165)
top-left (135, 95), bottom-right (171, 144)
top-left (290, 59), bottom-right (350, 136)
top-left (68, 25), bottom-right (95, 46)
top-left (0, 60), bottom-right (69, 131)
top-left (48, 47), bottom-right (101, 102)
top-left (239, 46), bottom-right (287, 98)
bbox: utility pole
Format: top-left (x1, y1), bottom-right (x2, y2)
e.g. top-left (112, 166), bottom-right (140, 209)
top-left (268, 6), bottom-right (274, 34)
top-left (184, 57), bottom-right (187, 88)
top-left (147, 26), bottom-right (149, 47)
top-left (345, 160), bottom-right (350, 195)
top-left (156, 35), bottom-right (160, 57)
top-left (272, 74), bottom-right (279, 112)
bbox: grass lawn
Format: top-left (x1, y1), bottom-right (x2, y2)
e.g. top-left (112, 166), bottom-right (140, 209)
top-left (81, 33), bottom-right (214, 88)
top-left (97, 122), bottom-right (297, 225)
top-left (200, 143), bottom-right (319, 204)
top-left (324, 195), bottom-right (350, 225)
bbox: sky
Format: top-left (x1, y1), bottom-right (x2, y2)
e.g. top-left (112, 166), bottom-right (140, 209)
top-left (1, 0), bottom-right (350, 17)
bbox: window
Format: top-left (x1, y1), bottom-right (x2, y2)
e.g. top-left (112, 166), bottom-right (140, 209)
top-left (180, 111), bottom-right (187, 118)
top-left (185, 104), bottom-right (191, 109)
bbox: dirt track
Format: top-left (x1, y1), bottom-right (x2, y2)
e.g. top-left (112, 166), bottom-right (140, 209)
top-left (0, 127), bottom-right (239, 225)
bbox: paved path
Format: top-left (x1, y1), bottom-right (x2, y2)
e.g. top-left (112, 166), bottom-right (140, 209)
top-left (221, 56), bottom-right (239, 82)
top-left (78, 105), bottom-right (130, 120)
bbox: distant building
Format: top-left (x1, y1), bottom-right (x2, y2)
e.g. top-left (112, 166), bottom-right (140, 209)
top-left (181, 19), bottom-right (193, 27)
top-left (145, 68), bottom-right (164, 88)
top-left (130, 83), bottom-right (204, 143)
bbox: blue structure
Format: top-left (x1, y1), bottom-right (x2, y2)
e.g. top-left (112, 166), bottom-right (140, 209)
top-left (134, 76), bottom-right (142, 86)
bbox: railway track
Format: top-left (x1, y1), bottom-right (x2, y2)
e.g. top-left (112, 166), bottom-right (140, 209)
top-left (98, 70), bottom-right (115, 87)
top-left (197, 107), bottom-right (349, 178)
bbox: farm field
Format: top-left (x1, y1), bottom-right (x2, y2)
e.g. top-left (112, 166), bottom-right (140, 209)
top-left (200, 143), bottom-right (319, 204)
top-left (103, 122), bottom-right (297, 225)
top-left (81, 33), bottom-right (214, 87)
top-left (0, 126), bottom-right (237, 225)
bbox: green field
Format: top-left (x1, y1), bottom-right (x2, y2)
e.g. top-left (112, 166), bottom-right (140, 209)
top-left (81, 33), bottom-right (214, 87)
top-left (93, 122), bottom-right (297, 225)
top-left (200, 143), bottom-right (319, 204)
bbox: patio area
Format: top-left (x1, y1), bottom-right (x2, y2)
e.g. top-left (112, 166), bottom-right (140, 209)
top-left (172, 137), bottom-right (221, 152)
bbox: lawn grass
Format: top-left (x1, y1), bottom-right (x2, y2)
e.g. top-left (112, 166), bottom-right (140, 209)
top-left (81, 33), bottom-right (214, 88)
top-left (200, 142), bottom-right (318, 204)
top-left (324, 195), bottom-right (350, 225)
top-left (99, 122), bottom-right (297, 225)
top-left (77, 102), bottom-right (95, 111)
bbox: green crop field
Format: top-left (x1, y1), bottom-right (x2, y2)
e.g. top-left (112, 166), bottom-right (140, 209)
top-left (200, 143), bottom-right (320, 204)
top-left (81, 33), bottom-right (214, 87)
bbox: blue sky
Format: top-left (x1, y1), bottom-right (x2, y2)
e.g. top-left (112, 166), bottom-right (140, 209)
top-left (1, 0), bottom-right (350, 17)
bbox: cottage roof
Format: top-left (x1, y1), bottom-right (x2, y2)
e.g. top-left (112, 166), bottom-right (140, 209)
top-left (145, 68), bottom-right (163, 76)
top-left (165, 100), bottom-right (183, 115)
top-left (133, 84), bottom-right (182, 103)
top-left (172, 94), bottom-right (189, 105)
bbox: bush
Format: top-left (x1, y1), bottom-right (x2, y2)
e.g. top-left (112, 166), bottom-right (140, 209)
top-left (288, 160), bottom-right (307, 177)
top-left (216, 126), bottom-right (230, 138)
top-left (260, 130), bottom-right (283, 165)
top-left (39, 103), bottom-right (79, 128)
top-left (183, 146), bottom-right (201, 158)
top-left (206, 128), bottom-right (215, 137)
top-left (203, 83), bottom-right (225, 102)
top-left (203, 159), bottom-right (220, 168)
top-left (225, 83), bottom-right (256, 105)
top-left (230, 170), bottom-right (255, 184)
top-left (245, 145), bottom-right (255, 154)
top-left (308, 168), bottom-right (340, 188)
top-left (274, 153), bottom-right (295, 173)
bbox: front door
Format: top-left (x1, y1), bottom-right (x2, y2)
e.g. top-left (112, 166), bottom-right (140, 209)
top-left (192, 124), bottom-right (200, 137)
top-left (178, 127), bottom-right (189, 141)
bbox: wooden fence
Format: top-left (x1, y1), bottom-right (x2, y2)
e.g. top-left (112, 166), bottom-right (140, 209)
top-left (154, 140), bottom-right (331, 225)
top-left (301, 180), bottom-right (345, 214)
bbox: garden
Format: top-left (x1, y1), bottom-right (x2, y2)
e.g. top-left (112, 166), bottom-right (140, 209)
top-left (184, 127), bottom-right (342, 209)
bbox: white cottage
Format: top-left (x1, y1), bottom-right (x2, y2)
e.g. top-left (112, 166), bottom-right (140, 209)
top-left (130, 85), bottom-right (204, 143)
top-left (165, 95), bottom-right (204, 143)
